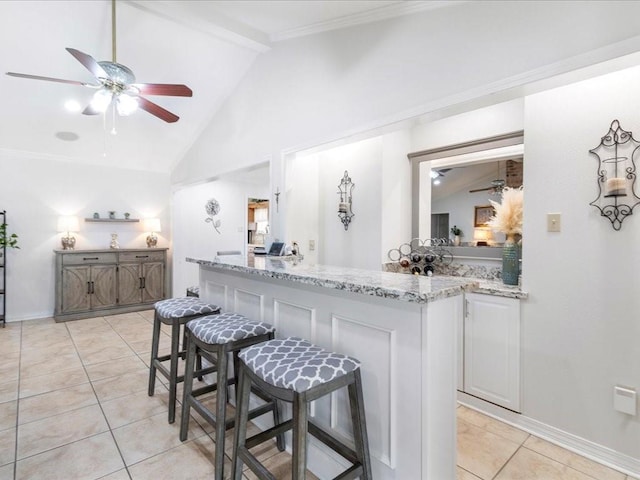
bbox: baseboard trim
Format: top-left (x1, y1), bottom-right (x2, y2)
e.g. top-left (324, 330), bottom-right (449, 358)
top-left (457, 391), bottom-right (640, 478)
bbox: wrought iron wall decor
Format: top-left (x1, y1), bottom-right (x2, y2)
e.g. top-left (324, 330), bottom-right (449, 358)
top-left (387, 238), bottom-right (454, 276)
top-left (337, 170), bottom-right (355, 230)
top-left (204, 198), bottom-right (221, 234)
top-left (589, 120), bottom-right (640, 230)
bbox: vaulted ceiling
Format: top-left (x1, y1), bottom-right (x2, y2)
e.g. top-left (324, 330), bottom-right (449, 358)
top-left (0, 1), bottom-right (457, 173)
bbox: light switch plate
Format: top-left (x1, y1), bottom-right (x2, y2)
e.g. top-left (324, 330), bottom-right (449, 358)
top-left (547, 213), bottom-right (561, 232)
top-left (309, 240), bottom-right (315, 251)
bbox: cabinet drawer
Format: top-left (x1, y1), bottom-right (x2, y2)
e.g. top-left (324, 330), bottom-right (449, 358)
top-left (62, 253), bottom-right (117, 265)
top-left (119, 251), bottom-right (165, 263)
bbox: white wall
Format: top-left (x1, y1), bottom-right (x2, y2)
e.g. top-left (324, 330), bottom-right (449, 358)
top-left (171, 0), bottom-right (640, 194)
top-left (522, 66), bottom-right (640, 461)
top-left (288, 136), bottom-right (383, 270)
top-left (171, 175), bottom-right (269, 297)
top-left (287, 132), bottom-right (411, 270)
top-left (0, 151), bottom-right (171, 321)
top-left (410, 99), bottom-right (525, 152)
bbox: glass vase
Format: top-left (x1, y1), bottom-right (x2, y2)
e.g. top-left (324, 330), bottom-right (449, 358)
top-left (502, 234), bottom-right (519, 286)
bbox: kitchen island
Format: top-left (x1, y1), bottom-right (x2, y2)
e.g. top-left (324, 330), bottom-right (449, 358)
top-left (187, 255), bottom-right (478, 479)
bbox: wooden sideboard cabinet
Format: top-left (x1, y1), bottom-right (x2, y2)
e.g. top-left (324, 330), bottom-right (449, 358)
top-left (54, 248), bottom-right (167, 322)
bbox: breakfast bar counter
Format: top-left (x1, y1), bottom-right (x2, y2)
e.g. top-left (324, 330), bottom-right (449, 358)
top-left (187, 255), bottom-right (478, 479)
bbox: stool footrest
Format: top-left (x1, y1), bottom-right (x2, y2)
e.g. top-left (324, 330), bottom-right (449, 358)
top-left (238, 446), bottom-right (277, 480)
top-left (333, 464), bottom-right (364, 480)
top-left (190, 383), bottom-right (219, 398)
top-left (245, 419), bottom-right (293, 450)
top-left (308, 421), bottom-right (358, 465)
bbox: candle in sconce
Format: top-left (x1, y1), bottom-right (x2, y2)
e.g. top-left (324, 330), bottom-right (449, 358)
top-left (605, 177), bottom-right (627, 197)
top-left (338, 202), bottom-right (348, 213)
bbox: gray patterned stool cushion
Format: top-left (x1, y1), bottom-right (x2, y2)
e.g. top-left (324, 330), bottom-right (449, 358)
top-left (186, 286), bottom-right (200, 296)
top-left (154, 297), bottom-right (220, 319)
top-left (239, 337), bottom-right (361, 393)
top-left (187, 313), bottom-right (275, 345)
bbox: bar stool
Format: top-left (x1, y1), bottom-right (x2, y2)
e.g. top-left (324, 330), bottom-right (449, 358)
top-left (180, 313), bottom-right (285, 480)
top-left (148, 297), bottom-right (221, 423)
top-left (231, 337), bottom-right (372, 480)
top-left (186, 286), bottom-right (200, 297)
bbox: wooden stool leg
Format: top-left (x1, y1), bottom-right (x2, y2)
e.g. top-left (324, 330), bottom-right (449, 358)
top-left (292, 393), bottom-right (308, 480)
top-left (168, 319), bottom-right (181, 423)
top-left (231, 365), bottom-right (252, 480)
top-left (148, 312), bottom-right (161, 396)
top-left (273, 397), bottom-right (285, 452)
top-left (214, 347), bottom-right (229, 480)
top-left (180, 330), bottom-right (197, 441)
top-left (348, 369), bottom-right (373, 479)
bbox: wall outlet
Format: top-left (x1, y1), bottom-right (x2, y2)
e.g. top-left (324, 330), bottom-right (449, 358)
top-left (613, 385), bottom-right (636, 415)
top-left (309, 239), bottom-right (315, 251)
top-left (547, 213), bottom-right (561, 232)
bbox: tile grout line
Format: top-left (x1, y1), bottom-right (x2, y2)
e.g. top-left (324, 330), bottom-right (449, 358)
top-left (13, 320), bottom-right (23, 480)
top-left (65, 316), bottom-right (133, 480)
top-left (490, 432), bottom-right (531, 480)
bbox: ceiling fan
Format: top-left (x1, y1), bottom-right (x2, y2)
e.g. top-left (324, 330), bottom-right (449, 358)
top-left (5, 0), bottom-right (192, 123)
top-left (469, 178), bottom-right (505, 194)
top-left (469, 161), bottom-right (507, 194)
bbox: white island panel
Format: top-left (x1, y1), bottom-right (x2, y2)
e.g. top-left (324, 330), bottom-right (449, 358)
top-left (191, 256), bottom-right (477, 479)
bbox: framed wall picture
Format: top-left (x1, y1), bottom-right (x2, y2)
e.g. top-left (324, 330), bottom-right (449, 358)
top-left (474, 205), bottom-right (495, 227)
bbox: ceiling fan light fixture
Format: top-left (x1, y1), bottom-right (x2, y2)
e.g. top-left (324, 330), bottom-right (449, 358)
top-left (116, 93), bottom-right (139, 116)
top-left (64, 99), bottom-right (82, 113)
top-left (90, 89), bottom-right (113, 113)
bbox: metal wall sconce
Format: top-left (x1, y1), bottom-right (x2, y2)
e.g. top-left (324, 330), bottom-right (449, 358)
top-left (337, 170), bottom-right (355, 230)
top-left (589, 120), bottom-right (640, 230)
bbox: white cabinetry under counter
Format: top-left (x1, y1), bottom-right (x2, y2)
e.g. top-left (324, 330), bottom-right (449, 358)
top-left (463, 292), bottom-right (521, 412)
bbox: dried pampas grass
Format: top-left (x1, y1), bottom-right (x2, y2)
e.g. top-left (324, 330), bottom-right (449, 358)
top-left (488, 186), bottom-right (523, 236)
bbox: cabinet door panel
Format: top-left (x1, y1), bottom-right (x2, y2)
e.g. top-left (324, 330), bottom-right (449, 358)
top-left (91, 265), bottom-right (117, 309)
top-left (61, 266), bottom-right (91, 313)
top-left (118, 264), bottom-right (141, 306)
top-left (464, 293), bottom-right (520, 412)
top-left (142, 262), bottom-right (164, 303)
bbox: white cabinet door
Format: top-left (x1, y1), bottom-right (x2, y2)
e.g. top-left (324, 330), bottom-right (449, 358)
top-left (464, 293), bottom-right (520, 412)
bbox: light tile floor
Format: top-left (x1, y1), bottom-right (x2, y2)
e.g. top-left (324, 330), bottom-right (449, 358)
top-left (0, 311), bottom-right (635, 480)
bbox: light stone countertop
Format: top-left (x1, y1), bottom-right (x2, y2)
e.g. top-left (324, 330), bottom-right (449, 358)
top-left (472, 279), bottom-right (528, 299)
top-left (187, 255), bottom-right (479, 305)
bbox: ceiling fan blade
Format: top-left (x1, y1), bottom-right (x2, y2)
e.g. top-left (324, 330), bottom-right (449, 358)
top-left (132, 83), bottom-right (193, 97)
top-left (137, 96), bottom-right (179, 123)
top-left (5, 72), bottom-right (94, 87)
top-left (66, 48), bottom-right (109, 79)
top-left (469, 187), bottom-right (493, 193)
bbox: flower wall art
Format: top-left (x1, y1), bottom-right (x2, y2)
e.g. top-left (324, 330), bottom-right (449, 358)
top-left (205, 198), bottom-right (221, 234)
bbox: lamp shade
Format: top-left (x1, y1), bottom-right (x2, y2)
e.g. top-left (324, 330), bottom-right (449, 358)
top-left (473, 227), bottom-right (492, 245)
top-left (144, 218), bottom-right (161, 233)
top-left (57, 215), bottom-right (80, 233)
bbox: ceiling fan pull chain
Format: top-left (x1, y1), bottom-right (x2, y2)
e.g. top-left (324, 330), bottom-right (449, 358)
top-left (111, 103), bottom-right (118, 135)
top-left (102, 111), bottom-right (108, 157)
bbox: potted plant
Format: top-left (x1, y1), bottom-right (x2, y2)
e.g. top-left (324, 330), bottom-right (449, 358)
top-left (0, 223), bottom-right (19, 254)
top-left (450, 225), bottom-right (463, 246)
